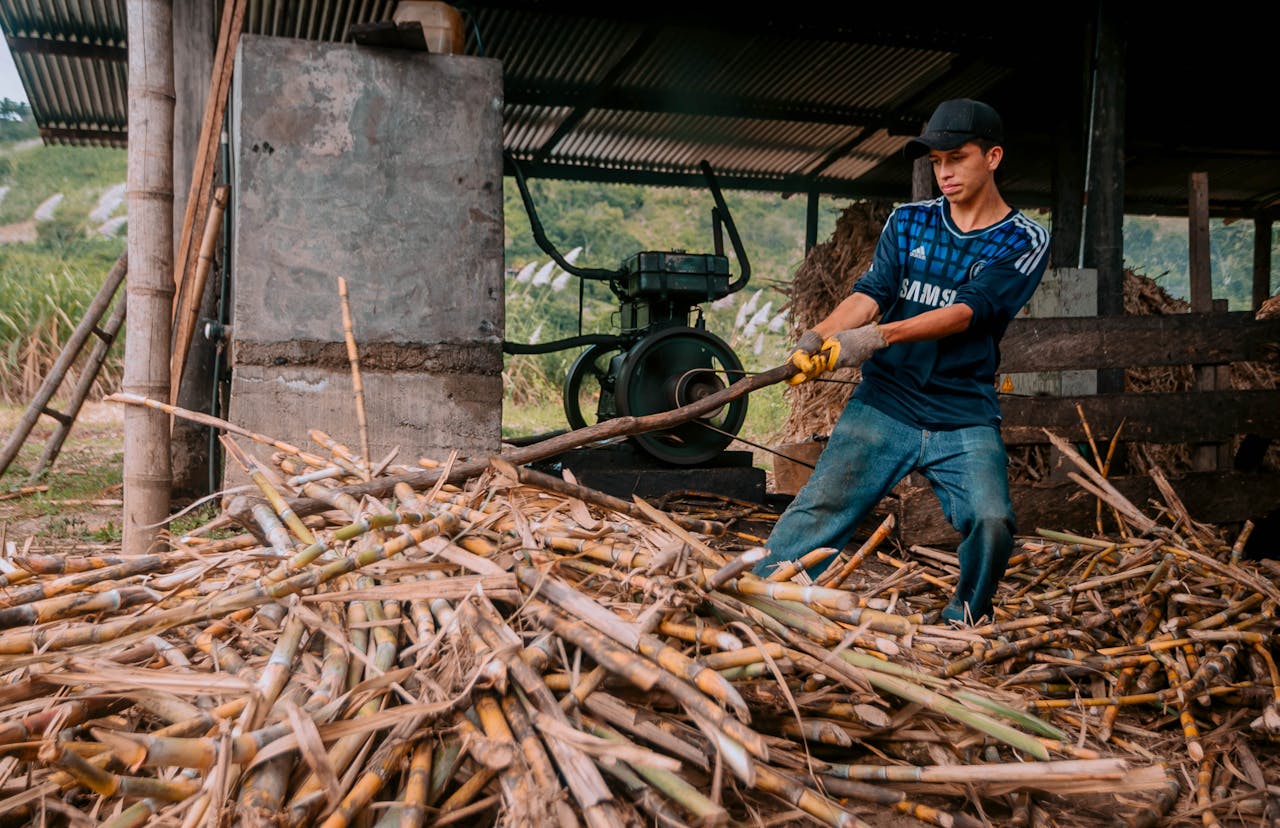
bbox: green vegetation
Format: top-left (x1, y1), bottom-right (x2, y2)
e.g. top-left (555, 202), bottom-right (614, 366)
top-left (0, 109), bottom-right (127, 406)
top-left (0, 99), bottom-right (37, 143)
top-left (1122, 214), bottom-right (1267, 310)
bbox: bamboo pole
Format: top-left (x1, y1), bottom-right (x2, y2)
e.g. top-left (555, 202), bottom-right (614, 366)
top-left (170, 184), bottom-right (229, 402)
top-left (337, 277), bottom-right (372, 480)
top-left (123, 0), bottom-right (175, 556)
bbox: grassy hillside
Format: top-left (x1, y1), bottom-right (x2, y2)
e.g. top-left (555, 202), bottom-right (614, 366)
top-left (0, 112), bottom-right (127, 406)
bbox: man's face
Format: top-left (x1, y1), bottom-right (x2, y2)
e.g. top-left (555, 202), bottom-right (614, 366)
top-left (928, 142), bottom-right (1002, 205)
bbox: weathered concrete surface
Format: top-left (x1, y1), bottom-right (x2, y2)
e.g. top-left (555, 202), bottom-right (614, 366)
top-left (227, 35), bottom-right (504, 475)
top-left (229, 364), bottom-right (501, 465)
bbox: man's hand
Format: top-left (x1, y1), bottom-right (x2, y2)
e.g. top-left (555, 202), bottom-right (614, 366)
top-left (785, 329), bottom-right (826, 386)
top-left (822, 323), bottom-right (888, 370)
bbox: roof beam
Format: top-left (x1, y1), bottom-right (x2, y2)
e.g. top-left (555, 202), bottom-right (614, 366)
top-left (5, 35), bottom-right (127, 62)
top-left (504, 82), bottom-right (922, 132)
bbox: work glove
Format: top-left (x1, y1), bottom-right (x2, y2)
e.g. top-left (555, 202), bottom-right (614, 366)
top-left (821, 324), bottom-right (888, 371)
top-left (788, 324), bottom-right (888, 385)
top-left (785, 329), bottom-right (826, 386)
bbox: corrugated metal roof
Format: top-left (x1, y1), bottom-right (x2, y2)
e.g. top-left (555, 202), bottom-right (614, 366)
top-left (2, 1), bottom-right (1277, 218)
top-left (0, 0), bottom-right (127, 146)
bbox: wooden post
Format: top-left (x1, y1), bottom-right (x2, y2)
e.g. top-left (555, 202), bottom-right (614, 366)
top-left (1049, 24), bottom-right (1088, 271)
top-left (1254, 212), bottom-right (1273, 311)
top-left (1187, 172), bottom-right (1219, 472)
top-left (911, 154), bottom-right (932, 202)
top-left (1082, 4), bottom-right (1126, 393)
top-left (804, 190), bottom-right (819, 255)
top-left (124, 0), bottom-right (175, 554)
top-left (1188, 173), bottom-right (1212, 312)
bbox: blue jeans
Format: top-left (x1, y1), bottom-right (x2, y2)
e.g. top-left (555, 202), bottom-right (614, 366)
top-left (754, 398), bottom-right (1015, 622)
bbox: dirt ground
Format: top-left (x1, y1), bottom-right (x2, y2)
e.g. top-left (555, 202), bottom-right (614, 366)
top-left (0, 399), bottom-right (127, 547)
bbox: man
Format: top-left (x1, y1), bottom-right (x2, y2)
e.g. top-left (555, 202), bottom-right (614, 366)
top-left (754, 98), bottom-right (1050, 624)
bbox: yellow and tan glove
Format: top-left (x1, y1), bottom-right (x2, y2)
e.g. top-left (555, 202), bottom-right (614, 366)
top-left (821, 323), bottom-right (888, 371)
top-left (785, 329), bottom-right (826, 385)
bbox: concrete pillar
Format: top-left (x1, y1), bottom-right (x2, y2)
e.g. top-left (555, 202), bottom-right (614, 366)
top-left (226, 35), bottom-right (505, 482)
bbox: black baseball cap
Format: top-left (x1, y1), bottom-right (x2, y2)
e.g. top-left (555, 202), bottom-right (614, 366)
top-left (903, 98), bottom-right (1003, 160)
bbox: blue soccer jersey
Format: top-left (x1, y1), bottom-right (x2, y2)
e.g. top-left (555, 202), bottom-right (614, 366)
top-left (849, 196), bottom-right (1050, 430)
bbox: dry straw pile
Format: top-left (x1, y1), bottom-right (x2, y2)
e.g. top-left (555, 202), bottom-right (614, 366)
top-left (0, 394), bottom-right (1276, 827)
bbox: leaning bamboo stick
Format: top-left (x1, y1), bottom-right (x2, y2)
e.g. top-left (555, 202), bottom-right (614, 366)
top-left (336, 277), bottom-right (372, 481)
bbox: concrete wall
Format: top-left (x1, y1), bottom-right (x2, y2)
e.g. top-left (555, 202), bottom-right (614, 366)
top-left (227, 35), bottom-right (504, 479)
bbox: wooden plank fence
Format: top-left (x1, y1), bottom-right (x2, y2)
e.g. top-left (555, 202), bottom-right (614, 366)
top-left (895, 311), bottom-right (1280, 545)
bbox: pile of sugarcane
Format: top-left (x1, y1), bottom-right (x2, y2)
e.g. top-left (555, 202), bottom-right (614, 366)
top-left (0, 417), bottom-right (1277, 827)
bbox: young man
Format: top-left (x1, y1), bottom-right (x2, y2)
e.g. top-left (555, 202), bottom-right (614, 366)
top-left (754, 98), bottom-right (1050, 624)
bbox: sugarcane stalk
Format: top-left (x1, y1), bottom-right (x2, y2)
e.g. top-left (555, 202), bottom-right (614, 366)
top-left (1194, 750), bottom-right (1224, 828)
top-left (1029, 684), bottom-right (1240, 710)
top-left (718, 661), bottom-right (791, 681)
top-left (222, 435), bottom-right (316, 546)
top-left (781, 634), bottom-right (1054, 760)
top-left (698, 643), bottom-right (786, 671)
top-left (816, 513), bottom-right (896, 587)
top-left (519, 598), bottom-right (769, 766)
top-left (317, 700), bottom-right (433, 828)
top-left (11, 552), bottom-right (134, 574)
top-left (0, 584), bottom-right (161, 628)
top-left (0, 697), bottom-right (123, 748)
top-left (1229, 520), bottom-right (1255, 565)
top-left (500, 688), bottom-right (583, 828)
top-left (779, 717), bottom-right (853, 747)
top-left (0, 556), bottom-right (164, 609)
top-left (765, 545), bottom-right (839, 583)
top-left (592, 746), bottom-right (692, 827)
top-left (105, 391), bottom-right (333, 468)
top-left (752, 762), bottom-right (871, 828)
top-left (733, 594), bottom-right (846, 645)
top-left (504, 461), bottom-right (726, 536)
top-left (705, 547), bottom-right (766, 589)
top-left (309, 430), bottom-right (369, 479)
top-left (588, 722), bottom-right (728, 826)
top-left (722, 573), bottom-right (861, 611)
top-left (285, 599), bottom-right (408, 824)
top-left (1121, 763), bottom-right (1181, 828)
top-left (395, 738), bottom-right (434, 828)
top-left (817, 775), bottom-right (985, 828)
top-left (98, 798), bottom-right (161, 828)
top-left (251, 501), bottom-right (297, 556)
top-left (635, 632), bottom-right (752, 724)
top-left (0, 511), bottom-right (460, 659)
top-left (942, 628), bottom-right (1074, 678)
top-left (467, 602), bottom-right (628, 825)
top-left (44, 743), bottom-right (201, 801)
top-left (657, 618), bottom-right (743, 652)
top-left (1099, 593), bottom-right (1167, 742)
top-left (91, 695), bottom-right (344, 772)
top-left (563, 604), bottom-right (670, 712)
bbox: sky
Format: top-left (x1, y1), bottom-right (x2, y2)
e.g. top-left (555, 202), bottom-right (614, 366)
top-left (1, 36), bottom-right (29, 104)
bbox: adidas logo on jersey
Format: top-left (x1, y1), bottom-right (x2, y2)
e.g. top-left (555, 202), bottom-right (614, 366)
top-left (909, 245), bottom-right (927, 260)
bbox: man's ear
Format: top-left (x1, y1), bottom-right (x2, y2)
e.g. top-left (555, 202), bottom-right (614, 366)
top-left (986, 145), bottom-right (1004, 171)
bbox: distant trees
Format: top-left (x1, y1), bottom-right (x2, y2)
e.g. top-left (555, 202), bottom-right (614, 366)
top-left (0, 99), bottom-right (37, 142)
